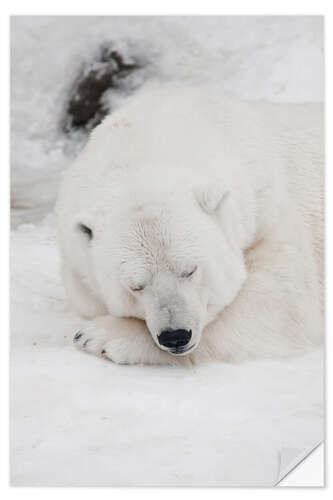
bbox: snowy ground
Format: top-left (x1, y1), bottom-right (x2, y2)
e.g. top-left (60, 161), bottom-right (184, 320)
top-left (10, 16), bottom-right (324, 486)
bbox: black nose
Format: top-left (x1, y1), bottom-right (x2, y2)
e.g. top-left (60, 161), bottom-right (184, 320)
top-left (158, 329), bottom-right (192, 349)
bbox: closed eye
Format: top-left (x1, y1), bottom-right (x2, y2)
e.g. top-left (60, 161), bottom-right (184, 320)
top-left (130, 284), bottom-right (145, 292)
top-left (180, 266), bottom-right (197, 279)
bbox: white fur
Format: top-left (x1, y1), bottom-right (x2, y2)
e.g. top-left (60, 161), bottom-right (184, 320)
top-left (56, 84), bottom-right (323, 365)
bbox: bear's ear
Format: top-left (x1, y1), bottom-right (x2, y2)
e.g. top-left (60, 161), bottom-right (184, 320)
top-left (195, 183), bottom-right (230, 214)
top-left (73, 213), bottom-right (94, 241)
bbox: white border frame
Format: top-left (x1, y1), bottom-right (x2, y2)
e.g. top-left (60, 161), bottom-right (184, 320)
top-left (2, 1), bottom-right (330, 496)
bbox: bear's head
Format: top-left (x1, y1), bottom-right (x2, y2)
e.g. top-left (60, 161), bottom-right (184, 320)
top-left (74, 182), bottom-right (252, 356)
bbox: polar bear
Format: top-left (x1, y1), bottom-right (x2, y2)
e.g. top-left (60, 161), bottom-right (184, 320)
top-left (56, 84), bottom-right (323, 365)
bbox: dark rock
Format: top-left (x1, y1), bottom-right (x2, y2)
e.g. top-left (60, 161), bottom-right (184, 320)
top-left (63, 44), bottom-right (140, 133)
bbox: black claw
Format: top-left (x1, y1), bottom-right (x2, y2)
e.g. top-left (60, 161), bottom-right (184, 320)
top-left (73, 331), bottom-right (83, 342)
top-left (101, 350), bottom-right (114, 362)
top-left (83, 339), bottom-right (90, 348)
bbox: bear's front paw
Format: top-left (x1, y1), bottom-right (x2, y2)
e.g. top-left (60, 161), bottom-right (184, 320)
top-left (73, 321), bottom-right (129, 365)
top-left (72, 315), bottom-right (175, 366)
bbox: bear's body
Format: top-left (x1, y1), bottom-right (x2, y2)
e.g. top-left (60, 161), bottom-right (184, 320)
top-left (56, 85), bottom-right (323, 365)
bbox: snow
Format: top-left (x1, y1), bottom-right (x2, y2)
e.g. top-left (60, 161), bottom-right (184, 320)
top-left (10, 16), bottom-right (324, 486)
